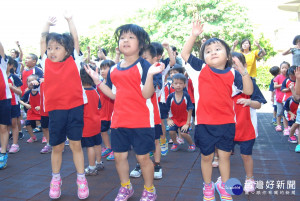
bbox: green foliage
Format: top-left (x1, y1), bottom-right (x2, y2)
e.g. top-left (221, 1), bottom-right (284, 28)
top-left (256, 64), bottom-right (272, 90)
top-left (79, 0), bottom-right (276, 61)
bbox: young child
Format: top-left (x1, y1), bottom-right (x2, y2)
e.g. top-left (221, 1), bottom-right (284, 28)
top-left (40, 15), bottom-right (89, 199)
top-left (85, 24), bottom-right (164, 201)
top-left (10, 41), bottom-right (23, 76)
top-left (6, 57), bottom-right (23, 153)
top-left (130, 44), bottom-right (163, 180)
top-left (19, 75), bottom-right (41, 143)
top-left (282, 66), bottom-right (296, 136)
top-left (37, 78), bottom-right (52, 154)
top-left (166, 73), bottom-right (195, 152)
top-left (274, 61), bottom-right (290, 133)
top-left (0, 41), bottom-right (12, 169)
top-left (284, 94), bottom-right (299, 143)
top-left (80, 67), bottom-right (104, 176)
top-left (181, 19), bottom-right (253, 201)
top-left (282, 35), bottom-right (300, 66)
top-left (98, 60), bottom-right (115, 161)
top-left (151, 41), bottom-right (175, 155)
top-left (269, 66), bottom-right (280, 125)
top-left (20, 53), bottom-right (43, 96)
top-left (231, 52), bottom-right (267, 194)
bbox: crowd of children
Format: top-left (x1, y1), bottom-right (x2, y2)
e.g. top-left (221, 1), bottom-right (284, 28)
top-left (3, 12), bottom-right (300, 201)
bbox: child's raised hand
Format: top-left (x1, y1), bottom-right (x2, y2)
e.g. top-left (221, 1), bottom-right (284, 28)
top-left (233, 40), bottom-right (238, 47)
top-left (162, 41), bottom-right (170, 49)
top-left (192, 19), bottom-right (204, 37)
top-left (232, 56), bottom-right (246, 74)
top-left (115, 47), bottom-right (120, 55)
top-left (84, 64), bottom-right (100, 85)
top-left (295, 67), bottom-right (300, 80)
top-left (47, 16), bottom-right (57, 26)
top-left (64, 11), bottom-right (73, 22)
top-left (254, 40), bottom-right (260, 47)
top-left (87, 46), bottom-right (90, 53)
top-left (148, 62), bottom-right (165, 75)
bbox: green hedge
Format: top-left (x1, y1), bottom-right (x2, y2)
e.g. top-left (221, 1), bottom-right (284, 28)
top-left (256, 65), bottom-right (273, 90)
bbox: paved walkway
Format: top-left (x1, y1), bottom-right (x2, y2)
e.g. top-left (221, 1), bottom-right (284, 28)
top-left (0, 111), bottom-right (300, 201)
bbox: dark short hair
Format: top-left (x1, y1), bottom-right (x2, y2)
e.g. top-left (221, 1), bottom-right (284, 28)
top-left (231, 52), bottom-right (246, 66)
top-left (28, 53), bottom-right (38, 62)
top-left (7, 56), bottom-right (15, 66)
top-left (201, 38), bottom-right (232, 68)
top-left (46, 32), bottom-right (74, 61)
top-left (269, 66), bottom-right (280, 76)
top-left (171, 46), bottom-right (178, 56)
top-left (114, 24), bottom-right (150, 56)
top-left (293, 35), bottom-right (300, 45)
top-left (280, 61), bottom-right (290, 68)
top-left (27, 74), bottom-right (39, 82)
top-left (144, 44), bottom-right (157, 58)
top-left (80, 66), bottom-right (95, 86)
top-left (172, 73), bottom-right (186, 83)
top-left (288, 65), bottom-right (297, 76)
top-left (170, 64), bottom-right (184, 74)
top-left (151, 42), bottom-right (164, 56)
top-left (240, 39), bottom-right (251, 52)
top-left (11, 49), bottom-right (20, 58)
top-left (100, 60), bottom-right (115, 69)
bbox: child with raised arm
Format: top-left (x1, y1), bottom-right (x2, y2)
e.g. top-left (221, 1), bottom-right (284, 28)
top-left (166, 73), bottom-right (195, 152)
top-left (6, 57), bottom-right (22, 153)
top-left (181, 19), bottom-right (253, 201)
top-left (98, 60), bottom-right (115, 161)
top-left (85, 24), bottom-right (164, 201)
top-left (40, 15), bottom-right (89, 199)
top-left (0, 41), bottom-right (12, 169)
top-left (80, 67), bottom-right (104, 176)
top-left (10, 41), bottom-right (23, 76)
top-left (231, 52), bottom-right (267, 194)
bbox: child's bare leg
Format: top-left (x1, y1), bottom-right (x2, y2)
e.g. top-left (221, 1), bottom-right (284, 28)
top-left (101, 131), bottom-right (111, 149)
top-left (42, 128), bottom-right (49, 142)
top-left (201, 153), bottom-right (214, 184)
top-left (217, 149), bottom-right (231, 183)
top-left (0, 125), bottom-right (9, 153)
top-left (289, 123), bottom-right (298, 137)
top-left (51, 142), bottom-right (65, 173)
top-left (137, 154), bottom-right (154, 188)
top-left (276, 116), bottom-right (281, 126)
top-left (153, 139), bottom-right (161, 163)
top-left (160, 120), bottom-right (167, 140)
top-left (169, 130), bottom-right (178, 144)
top-left (87, 147), bottom-right (96, 166)
top-left (69, 140), bottom-right (84, 174)
top-left (11, 118), bottom-right (19, 145)
top-left (283, 117), bottom-right (289, 129)
top-left (114, 152), bottom-right (129, 183)
top-left (26, 125), bottom-right (35, 138)
top-left (94, 145), bottom-right (102, 163)
top-left (241, 154), bottom-right (253, 178)
top-left (181, 132), bottom-right (194, 145)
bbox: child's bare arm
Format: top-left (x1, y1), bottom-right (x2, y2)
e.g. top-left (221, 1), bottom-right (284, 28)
top-left (181, 19), bottom-right (204, 62)
top-left (9, 84), bottom-right (22, 96)
top-left (40, 17), bottom-right (56, 56)
top-left (64, 12), bottom-right (79, 55)
top-left (295, 67), bottom-right (300, 95)
top-left (114, 47), bottom-right (121, 64)
top-left (162, 41), bottom-right (175, 67)
top-left (19, 100), bottom-right (31, 109)
top-left (0, 41), bottom-right (5, 59)
top-left (236, 98), bottom-right (261, 109)
top-left (181, 109), bottom-right (192, 133)
top-left (282, 48), bottom-right (292, 56)
top-left (16, 41), bottom-right (23, 61)
top-left (232, 57), bottom-right (253, 95)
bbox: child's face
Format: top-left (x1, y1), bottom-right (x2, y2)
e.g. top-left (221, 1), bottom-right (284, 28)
top-left (296, 40), bottom-right (300, 48)
top-left (119, 32), bottom-right (139, 57)
top-left (143, 50), bottom-right (156, 64)
top-left (25, 56), bottom-right (36, 67)
top-left (47, 40), bottom-right (68, 62)
top-left (242, 40), bottom-right (250, 50)
top-left (169, 70), bottom-right (179, 78)
top-left (172, 79), bottom-right (185, 92)
top-left (100, 65), bottom-right (110, 80)
top-left (280, 64), bottom-right (289, 76)
top-left (10, 50), bottom-right (17, 59)
top-left (289, 74), bottom-right (296, 81)
top-left (27, 77), bottom-right (36, 89)
top-left (203, 42), bottom-right (228, 69)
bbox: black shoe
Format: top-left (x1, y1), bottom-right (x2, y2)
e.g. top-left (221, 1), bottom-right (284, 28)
top-left (18, 132), bottom-right (24, 140)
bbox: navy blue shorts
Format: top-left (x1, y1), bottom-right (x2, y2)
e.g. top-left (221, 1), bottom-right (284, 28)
top-left (192, 103), bottom-right (195, 117)
top-left (111, 127), bottom-right (155, 155)
top-left (169, 124), bottom-right (190, 134)
top-left (194, 124), bottom-right (235, 156)
top-left (25, 120), bottom-right (37, 128)
top-left (0, 99), bottom-right (11, 125)
top-left (155, 124), bottom-right (163, 140)
top-left (11, 105), bottom-right (21, 118)
top-left (288, 120), bottom-right (296, 127)
top-left (41, 116), bottom-right (49, 129)
top-left (234, 139), bottom-right (255, 155)
top-left (81, 133), bottom-right (102, 148)
top-left (159, 102), bottom-right (168, 119)
top-left (101, 120), bottom-right (111, 132)
top-left (49, 105), bottom-right (84, 146)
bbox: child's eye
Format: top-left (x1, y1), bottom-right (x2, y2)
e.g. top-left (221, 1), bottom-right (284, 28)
top-left (206, 51), bottom-right (210, 54)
